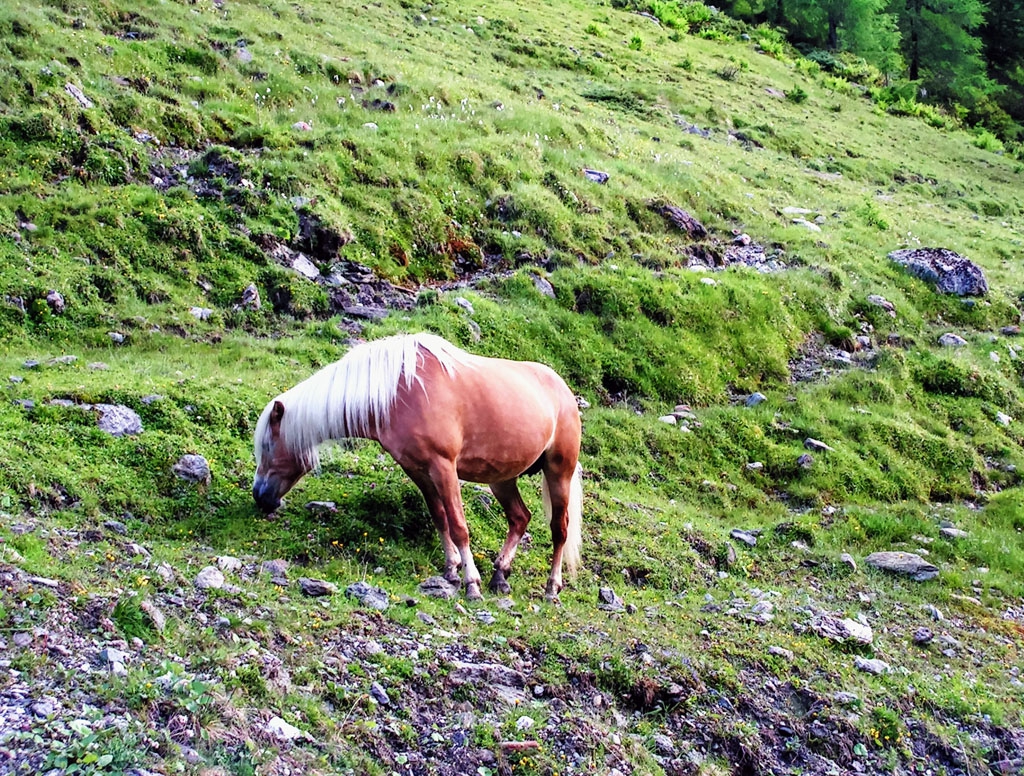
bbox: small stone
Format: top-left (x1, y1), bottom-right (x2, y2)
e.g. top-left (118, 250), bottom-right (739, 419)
top-left (172, 454), bottom-right (211, 484)
top-left (216, 556), bottom-right (242, 573)
top-left (834, 691), bottom-right (859, 707)
top-left (700, 276), bottom-right (717, 286)
top-left (797, 453), bottom-right (814, 468)
top-left (792, 218), bottom-right (821, 232)
top-left (369, 682), bottom-right (390, 705)
top-left (103, 520), bottom-right (128, 535)
top-left (854, 656), bottom-right (891, 675)
top-left (194, 566), bottom-right (225, 590)
top-left (912, 628), bottom-right (933, 645)
top-left (865, 551), bottom-right (938, 581)
top-left (48, 355), bottom-right (77, 366)
top-left (30, 700), bottom-right (57, 718)
top-left (804, 438), bottom-right (834, 453)
top-left (475, 610), bottom-right (496, 624)
top-left (189, 306), bottom-right (213, 321)
top-left (839, 553), bottom-right (857, 572)
top-left (13, 632), bottom-right (33, 648)
top-left (261, 559), bottom-right (289, 578)
top-left (139, 599), bottom-right (166, 632)
top-left (65, 82), bottom-right (93, 108)
top-left (597, 587), bottom-right (625, 612)
top-left (768, 645), bottom-right (794, 660)
top-left (305, 501), bottom-right (337, 513)
top-left (417, 611), bottom-right (436, 625)
top-left (45, 290), bottom-right (65, 314)
top-left (657, 414), bottom-right (677, 425)
top-left (345, 581), bottom-right (390, 610)
top-left (745, 392), bottom-right (767, 407)
top-left (266, 716), bottom-right (310, 741)
top-left (108, 331), bottom-right (126, 344)
top-left (939, 333), bottom-right (968, 347)
top-left (299, 577), bottom-right (337, 597)
top-left (996, 412), bottom-right (1012, 427)
top-left (746, 461), bottom-right (764, 471)
top-left (98, 646), bottom-right (128, 666)
top-left (418, 576), bottom-right (459, 599)
top-left (730, 529), bottom-right (758, 547)
top-left (95, 404), bottom-right (143, 436)
top-left (454, 296), bottom-right (475, 315)
top-left (291, 121), bottom-right (313, 131)
top-left (940, 526), bottom-right (968, 540)
top-left (516, 715), bottom-right (536, 732)
top-left (531, 273), bottom-right (556, 299)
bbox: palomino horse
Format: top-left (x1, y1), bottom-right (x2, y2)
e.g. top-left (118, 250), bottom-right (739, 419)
top-left (253, 332), bottom-right (583, 601)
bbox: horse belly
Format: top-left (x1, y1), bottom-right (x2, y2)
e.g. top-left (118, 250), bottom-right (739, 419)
top-left (454, 382), bottom-right (556, 483)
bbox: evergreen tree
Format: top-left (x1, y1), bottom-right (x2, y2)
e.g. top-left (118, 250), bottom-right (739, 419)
top-left (891, 0), bottom-right (993, 104)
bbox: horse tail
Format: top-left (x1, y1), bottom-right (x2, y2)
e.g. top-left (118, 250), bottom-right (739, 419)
top-left (544, 462), bottom-right (583, 577)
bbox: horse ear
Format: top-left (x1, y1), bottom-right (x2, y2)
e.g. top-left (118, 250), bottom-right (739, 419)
top-left (269, 400), bottom-right (285, 428)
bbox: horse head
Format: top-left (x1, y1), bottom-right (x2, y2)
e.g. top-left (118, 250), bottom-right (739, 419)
top-left (252, 399), bottom-right (312, 513)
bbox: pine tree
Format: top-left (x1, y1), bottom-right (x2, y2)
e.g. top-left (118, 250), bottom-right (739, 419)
top-left (891, 0), bottom-right (993, 104)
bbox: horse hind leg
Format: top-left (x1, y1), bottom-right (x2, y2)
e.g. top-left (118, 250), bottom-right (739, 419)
top-left (542, 461), bottom-right (583, 603)
top-left (488, 479), bottom-right (533, 595)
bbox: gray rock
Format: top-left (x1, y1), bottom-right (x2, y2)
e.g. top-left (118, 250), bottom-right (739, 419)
top-left (854, 656), bottom-right (891, 675)
top-left (418, 576), bottom-right (459, 599)
top-left (797, 453), bottom-right (814, 468)
top-left (30, 700), bottom-right (57, 718)
top-left (454, 297), bottom-right (475, 315)
top-left (812, 614), bottom-right (873, 645)
top-left (261, 559), bottom-right (289, 578)
top-left (792, 218), bottom-right (821, 232)
top-left (189, 306), bottom-right (213, 321)
top-left (172, 454), bottom-right (211, 484)
top-left (804, 438), bottom-right (834, 453)
top-left (475, 610), bottom-right (496, 624)
top-left (108, 331), bottom-right (126, 344)
top-left (768, 645), bottom-right (794, 660)
top-left (939, 332), bottom-right (968, 347)
top-left (299, 577), bottom-right (337, 597)
top-left (745, 392), bottom-right (767, 407)
top-left (342, 304), bottom-right (388, 320)
top-left (9, 375), bottom-right (23, 383)
top-left (583, 168), bottom-right (609, 184)
top-left (449, 660), bottom-right (526, 688)
top-left (65, 82), bottom-right (93, 108)
top-left (730, 529), bottom-right (758, 547)
top-left (103, 520), bottom-right (128, 535)
top-left (939, 526), bottom-right (969, 540)
top-left (23, 359), bottom-right (39, 369)
top-left (839, 553), bottom-right (857, 571)
top-left (94, 404), bottom-right (143, 436)
top-left (141, 394), bottom-right (164, 405)
top-left (889, 247), bottom-right (988, 296)
top-left (865, 551), bottom-right (939, 581)
top-left (45, 291), bottom-right (65, 314)
top-left (139, 599), bottom-right (166, 632)
top-left (597, 587), bottom-right (625, 612)
top-left (531, 273), bottom-right (556, 299)
top-left (12, 632), bottom-right (33, 648)
top-left (912, 627), bottom-right (933, 645)
top-left (345, 581), bottom-right (390, 610)
top-left (305, 501), bottom-right (337, 513)
top-left (369, 681), bottom-right (390, 705)
top-left (98, 646), bottom-right (128, 665)
top-left (216, 556), bottom-right (242, 573)
top-left (657, 414), bottom-right (677, 425)
top-left (194, 566), bottom-right (225, 590)
top-left (866, 294), bottom-right (896, 317)
top-left (834, 691), bottom-right (859, 706)
top-left (236, 283), bottom-right (261, 310)
top-left (266, 716), bottom-right (310, 741)
top-left (653, 733), bottom-right (675, 756)
top-left (48, 355), bottom-right (77, 366)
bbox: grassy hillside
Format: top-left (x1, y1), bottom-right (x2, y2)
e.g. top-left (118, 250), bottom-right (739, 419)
top-left (1, 0), bottom-right (1024, 774)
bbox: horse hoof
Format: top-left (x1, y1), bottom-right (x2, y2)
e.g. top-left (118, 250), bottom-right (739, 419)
top-left (488, 572), bottom-right (512, 595)
top-left (544, 592), bottom-right (561, 605)
top-left (465, 582), bottom-right (484, 601)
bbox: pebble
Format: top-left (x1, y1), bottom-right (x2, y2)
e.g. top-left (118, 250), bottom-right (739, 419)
top-left (194, 566), bottom-right (225, 590)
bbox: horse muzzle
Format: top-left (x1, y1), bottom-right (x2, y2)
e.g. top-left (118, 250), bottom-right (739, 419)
top-left (252, 478), bottom-right (282, 514)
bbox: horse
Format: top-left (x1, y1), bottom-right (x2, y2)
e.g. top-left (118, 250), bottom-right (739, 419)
top-left (252, 331), bottom-right (583, 601)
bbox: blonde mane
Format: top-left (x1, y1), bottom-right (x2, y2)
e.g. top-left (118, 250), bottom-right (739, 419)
top-left (254, 332), bottom-right (469, 469)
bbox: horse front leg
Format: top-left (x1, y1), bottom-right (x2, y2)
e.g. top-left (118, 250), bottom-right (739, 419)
top-left (488, 479), bottom-right (532, 595)
top-left (403, 468), bottom-right (463, 586)
top-left (413, 463), bottom-right (484, 600)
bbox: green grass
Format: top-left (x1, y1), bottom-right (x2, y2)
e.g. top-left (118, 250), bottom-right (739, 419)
top-left (2, 0), bottom-right (1024, 773)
